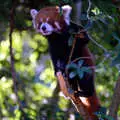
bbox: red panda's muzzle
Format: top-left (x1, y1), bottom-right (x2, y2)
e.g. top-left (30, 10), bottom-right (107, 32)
top-left (37, 22), bottom-right (54, 36)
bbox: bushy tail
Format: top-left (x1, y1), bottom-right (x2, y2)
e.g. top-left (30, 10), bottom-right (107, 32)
top-left (80, 93), bottom-right (101, 120)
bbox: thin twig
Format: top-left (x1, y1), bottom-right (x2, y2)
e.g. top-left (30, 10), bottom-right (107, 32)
top-left (9, 0), bottom-right (18, 101)
top-left (71, 56), bottom-right (93, 63)
top-left (87, 0), bottom-right (92, 19)
top-left (67, 38), bottom-right (77, 65)
top-left (88, 34), bottom-right (108, 52)
top-left (9, 0), bottom-right (24, 114)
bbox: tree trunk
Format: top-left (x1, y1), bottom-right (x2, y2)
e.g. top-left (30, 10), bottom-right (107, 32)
top-left (108, 1), bottom-right (120, 119)
top-left (108, 76), bottom-right (120, 119)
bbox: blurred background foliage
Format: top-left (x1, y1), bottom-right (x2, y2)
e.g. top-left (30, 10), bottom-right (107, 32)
top-left (0, 0), bottom-right (120, 119)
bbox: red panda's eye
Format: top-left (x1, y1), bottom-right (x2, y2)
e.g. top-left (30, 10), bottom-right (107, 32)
top-left (48, 20), bottom-right (56, 28)
top-left (48, 20), bottom-right (53, 25)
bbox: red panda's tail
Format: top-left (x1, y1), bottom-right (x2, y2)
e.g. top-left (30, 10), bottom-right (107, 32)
top-left (80, 93), bottom-right (101, 120)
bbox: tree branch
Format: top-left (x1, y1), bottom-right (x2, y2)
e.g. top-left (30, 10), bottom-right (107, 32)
top-left (9, 0), bottom-right (25, 114)
top-left (56, 72), bottom-right (92, 120)
top-left (87, 0), bottom-right (92, 19)
top-left (108, 1), bottom-right (120, 119)
top-left (74, 0), bottom-right (82, 24)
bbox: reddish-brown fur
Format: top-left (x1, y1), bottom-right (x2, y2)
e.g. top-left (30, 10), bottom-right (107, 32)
top-left (33, 6), bottom-right (101, 119)
top-left (80, 47), bottom-right (100, 119)
top-left (35, 7), bottom-right (66, 31)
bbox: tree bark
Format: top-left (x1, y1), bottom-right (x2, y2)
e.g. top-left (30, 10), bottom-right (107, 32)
top-left (108, 1), bottom-right (120, 119)
top-left (108, 76), bottom-right (120, 120)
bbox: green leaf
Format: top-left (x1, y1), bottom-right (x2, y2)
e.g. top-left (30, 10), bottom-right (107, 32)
top-left (66, 63), bottom-right (77, 70)
top-left (94, 107), bottom-right (114, 120)
top-left (78, 60), bottom-right (84, 67)
top-left (95, 112), bottom-right (114, 120)
top-left (69, 71), bottom-right (77, 79)
top-left (77, 69), bottom-right (84, 79)
top-left (99, 107), bottom-right (107, 114)
top-left (82, 67), bottom-right (92, 74)
top-left (78, 71), bottom-right (84, 79)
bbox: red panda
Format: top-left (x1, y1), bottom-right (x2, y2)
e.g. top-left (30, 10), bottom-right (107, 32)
top-left (30, 5), bottom-right (101, 119)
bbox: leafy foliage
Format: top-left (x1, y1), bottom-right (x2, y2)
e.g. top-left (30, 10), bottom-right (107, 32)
top-left (66, 60), bottom-right (92, 79)
top-left (95, 107), bottom-right (114, 120)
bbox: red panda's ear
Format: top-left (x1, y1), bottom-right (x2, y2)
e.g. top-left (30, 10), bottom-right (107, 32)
top-left (62, 5), bottom-right (72, 25)
top-left (30, 9), bottom-right (38, 19)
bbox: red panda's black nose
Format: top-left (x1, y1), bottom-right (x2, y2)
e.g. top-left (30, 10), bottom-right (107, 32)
top-left (41, 26), bottom-right (46, 31)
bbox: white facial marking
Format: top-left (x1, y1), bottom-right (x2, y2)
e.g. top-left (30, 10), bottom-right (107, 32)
top-left (54, 21), bottom-right (61, 30)
top-left (40, 18), bottom-right (43, 22)
top-left (46, 17), bottom-right (49, 22)
top-left (37, 22), bottom-right (54, 36)
top-left (62, 5), bottom-right (72, 25)
top-left (30, 9), bottom-right (38, 19)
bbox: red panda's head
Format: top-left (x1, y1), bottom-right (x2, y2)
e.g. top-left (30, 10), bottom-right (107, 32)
top-left (30, 5), bottom-right (72, 35)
